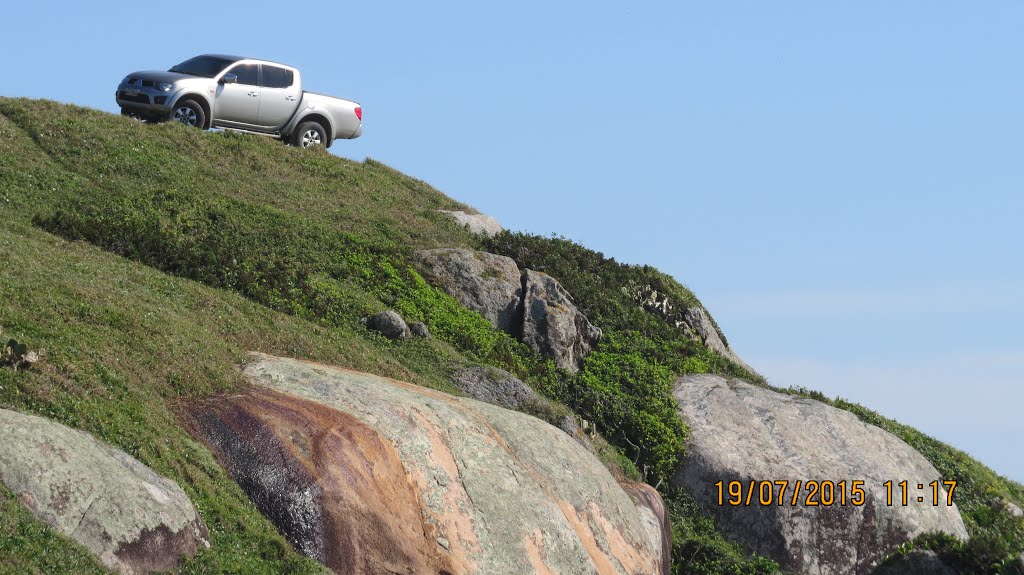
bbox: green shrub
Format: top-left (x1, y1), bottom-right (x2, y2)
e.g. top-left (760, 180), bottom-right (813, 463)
top-left (663, 487), bottom-right (781, 575)
top-left (575, 350), bottom-right (684, 480)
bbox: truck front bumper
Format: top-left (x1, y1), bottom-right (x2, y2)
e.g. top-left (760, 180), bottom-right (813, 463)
top-left (114, 87), bottom-right (176, 117)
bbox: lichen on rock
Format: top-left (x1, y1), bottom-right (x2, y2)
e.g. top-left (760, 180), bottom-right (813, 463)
top-left (0, 408), bottom-right (208, 574)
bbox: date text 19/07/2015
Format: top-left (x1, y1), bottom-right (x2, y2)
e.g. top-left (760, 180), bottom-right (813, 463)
top-left (713, 480), bottom-right (957, 507)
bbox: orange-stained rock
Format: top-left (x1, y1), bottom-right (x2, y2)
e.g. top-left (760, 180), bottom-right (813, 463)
top-left (621, 483), bottom-right (672, 572)
top-left (182, 388), bottom-right (457, 575)
top-left (186, 352), bottom-right (670, 575)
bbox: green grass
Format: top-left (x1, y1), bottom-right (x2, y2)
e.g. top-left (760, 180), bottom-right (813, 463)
top-left (0, 97), bottom-right (478, 251)
top-left (1, 96), bottom-right (1021, 574)
top-left (0, 484), bottom-right (109, 575)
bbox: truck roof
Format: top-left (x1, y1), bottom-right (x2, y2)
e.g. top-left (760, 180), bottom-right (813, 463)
top-left (200, 54), bottom-right (247, 63)
top-left (200, 54), bottom-right (296, 69)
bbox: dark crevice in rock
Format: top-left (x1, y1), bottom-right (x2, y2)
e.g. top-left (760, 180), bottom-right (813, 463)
top-left (511, 269), bottom-right (528, 341)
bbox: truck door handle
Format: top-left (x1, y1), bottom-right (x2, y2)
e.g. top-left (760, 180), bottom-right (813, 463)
top-left (247, 91), bottom-right (259, 97)
top-left (285, 95), bottom-right (296, 101)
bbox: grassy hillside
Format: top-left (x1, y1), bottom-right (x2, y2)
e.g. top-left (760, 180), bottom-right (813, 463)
top-left (1, 97), bottom-right (1021, 574)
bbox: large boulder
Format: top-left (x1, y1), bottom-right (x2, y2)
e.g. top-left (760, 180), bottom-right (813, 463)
top-left (364, 310), bottom-right (410, 340)
top-left (673, 375), bottom-right (968, 575)
top-left (414, 249), bottom-right (602, 372)
top-left (184, 352), bottom-right (669, 575)
top-left (0, 408), bottom-right (208, 574)
top-left (415, 248), bottom-right (524, 333)
top-left (439, 209), bottom-right (504, 237)
top-left (521, 269), bottom-right (602, 372)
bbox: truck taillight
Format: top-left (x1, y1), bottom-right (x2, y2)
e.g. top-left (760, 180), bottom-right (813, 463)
top-left (355, 107), bottom-right (362, 121)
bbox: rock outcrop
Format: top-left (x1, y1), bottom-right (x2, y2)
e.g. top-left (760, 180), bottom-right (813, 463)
top-left (415, 249), bottom-right (601, 372)
top-left (672, 375), bottom-right (968, 575)
top-left (416, 248), bottom-right (524, 333)
top-left (450, 366), bottom-right (594, 451)
top-left (521, 269), bottom-right (602, 372)
top-left (0, 408), bottom-right (208, 574)
top-left (439, 209), bottom-right (504, 237)
top-left (626, 283), bottom-right (754, 374)
top-left (415, 248), bottom-right (598, 368)
top-left (450, 365), bottom-right (539, 411)
top-left (185, 353), bottom-right (670, 575)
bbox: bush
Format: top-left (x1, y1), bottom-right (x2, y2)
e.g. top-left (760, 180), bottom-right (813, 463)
top-left (663, 486), bottom-right (781, 575)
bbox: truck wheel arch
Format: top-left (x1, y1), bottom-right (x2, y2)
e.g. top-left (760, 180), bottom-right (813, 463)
top-left (291, 112), bottom-right (334, 146)
top-left (172, 94), bottom-right (213, 129)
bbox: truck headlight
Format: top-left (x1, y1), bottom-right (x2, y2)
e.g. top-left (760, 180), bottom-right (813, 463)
top-left (158, 82), bottom-right (174, 92)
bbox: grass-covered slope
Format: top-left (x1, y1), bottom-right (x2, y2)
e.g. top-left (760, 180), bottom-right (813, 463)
top-left (1, 97), bottom-right (1021, 574)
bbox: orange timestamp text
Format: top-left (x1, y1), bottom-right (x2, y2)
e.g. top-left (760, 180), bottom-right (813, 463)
top-left (713, 479), bottom-right (957, 507)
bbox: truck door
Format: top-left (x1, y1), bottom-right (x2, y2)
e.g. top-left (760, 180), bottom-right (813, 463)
top-left (257, 64), bottom-right (301, 129)
top-left (215, 63), bottom-right (260, 125)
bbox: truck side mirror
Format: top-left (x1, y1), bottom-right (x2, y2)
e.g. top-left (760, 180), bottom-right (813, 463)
top-left (221, 74), bottom-right (238, 84)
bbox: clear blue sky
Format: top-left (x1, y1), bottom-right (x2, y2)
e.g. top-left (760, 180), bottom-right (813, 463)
top-left (3, 2), bottom-right (1022, 482)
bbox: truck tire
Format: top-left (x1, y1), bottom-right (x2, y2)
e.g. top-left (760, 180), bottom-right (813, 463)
top-left (291, 121), bottom-right (326, 148)
top-left (170, 100), bottom-right (206, 129)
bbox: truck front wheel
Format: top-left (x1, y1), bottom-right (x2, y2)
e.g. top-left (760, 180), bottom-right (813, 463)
top-left (170, 100), bottom-right (206, 129)
top-left (291, 121), bottom-right (326, 148)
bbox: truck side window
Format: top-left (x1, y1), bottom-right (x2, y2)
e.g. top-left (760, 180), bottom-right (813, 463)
top-left (227, 64), bottom-right (259, 86)
top-left (262, 66), bottom-right (294, 89)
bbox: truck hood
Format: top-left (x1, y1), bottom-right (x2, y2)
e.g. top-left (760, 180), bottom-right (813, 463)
top-left (124, 70), bottom-right (207, 83)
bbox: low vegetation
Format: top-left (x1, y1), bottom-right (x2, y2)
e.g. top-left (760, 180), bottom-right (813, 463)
top-left (1, 96), bottom-right (1021, 574)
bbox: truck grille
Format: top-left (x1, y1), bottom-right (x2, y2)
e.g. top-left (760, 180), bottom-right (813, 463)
top-left (126, 79), bottom-right (156, 88)
top-left (119, 91), bottom-right (150, 104)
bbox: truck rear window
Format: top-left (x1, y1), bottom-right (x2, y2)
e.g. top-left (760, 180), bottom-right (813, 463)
top-left (262, 66), bottom-right (294, 89)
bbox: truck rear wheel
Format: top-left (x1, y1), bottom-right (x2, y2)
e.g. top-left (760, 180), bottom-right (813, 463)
top-left (171, 100), bottom-right (206, 129)
top-left (292, 121), bottom-right (326, 148)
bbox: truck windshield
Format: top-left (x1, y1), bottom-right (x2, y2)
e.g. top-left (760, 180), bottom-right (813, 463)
top-left (168, 56), bottom-right (235, 78)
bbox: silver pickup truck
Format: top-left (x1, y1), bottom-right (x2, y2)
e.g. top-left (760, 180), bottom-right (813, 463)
top-left (115, 54), bottom-right (362, 148)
